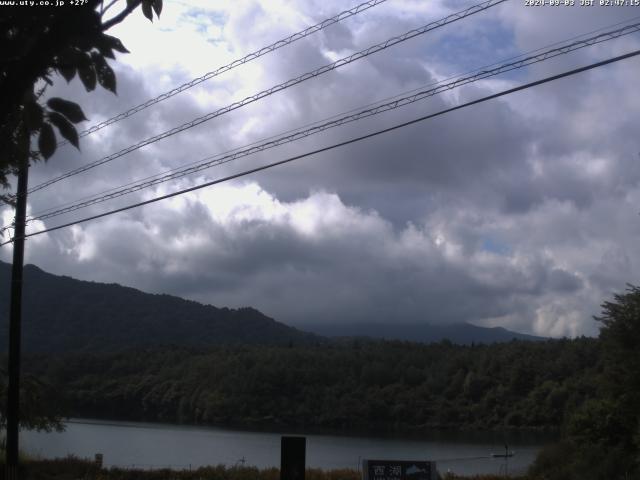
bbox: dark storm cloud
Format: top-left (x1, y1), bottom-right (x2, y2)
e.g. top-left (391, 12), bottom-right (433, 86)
top-left (12, 184), bottom-right (584, 331)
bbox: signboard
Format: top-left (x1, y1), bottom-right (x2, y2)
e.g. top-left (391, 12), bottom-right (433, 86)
top-left (362, 460), bottom-right (436, 480)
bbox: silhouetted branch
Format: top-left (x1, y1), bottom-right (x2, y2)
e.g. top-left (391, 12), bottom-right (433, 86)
top-left (102, 0), bottom-right (142, 31)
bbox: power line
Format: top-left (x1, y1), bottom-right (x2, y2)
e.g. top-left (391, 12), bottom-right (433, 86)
top-left (61, 0), bottom-right (390, 146)
top-left (393, 13), bottom-right (640, 101)
top-left (24, 20), bottom-right (640, 224)
top-left (3, 16), bottom-right (639, 234)
top-left (25, 0), bottom-right (507, 196)
top-left (0, 0), bottom-right (389, 207)
top-left (4, 8), bottom-right (638, 216)
top-left (3, 48), bottom-right (638, 246)
top-left (6, 10), bottom-right (636, 215)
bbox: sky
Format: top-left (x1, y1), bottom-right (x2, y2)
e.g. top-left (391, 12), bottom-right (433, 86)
top-left (2, 0), bottom-right (640, 337)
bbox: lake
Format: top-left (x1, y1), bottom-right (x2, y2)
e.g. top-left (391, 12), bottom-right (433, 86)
top-left (21, 419), bottom-right (555, 477)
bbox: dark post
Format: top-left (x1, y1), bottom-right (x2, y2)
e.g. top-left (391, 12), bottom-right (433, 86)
top-left (6, 162), bottom-right (29, 480)
top-left (280, 436), bottom-right (306, 480)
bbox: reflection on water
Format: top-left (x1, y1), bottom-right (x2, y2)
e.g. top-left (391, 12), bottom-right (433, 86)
top-left (22, 419), bottom-right (555, 477)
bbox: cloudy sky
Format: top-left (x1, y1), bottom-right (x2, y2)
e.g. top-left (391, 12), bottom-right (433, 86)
top-left (2, 0), bottom-right (640, 337)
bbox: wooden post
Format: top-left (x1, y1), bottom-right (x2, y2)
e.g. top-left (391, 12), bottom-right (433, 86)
top-left (280, 436), bottom-right (306, 480)
top-left (5, 162), bottom-right (29, 480)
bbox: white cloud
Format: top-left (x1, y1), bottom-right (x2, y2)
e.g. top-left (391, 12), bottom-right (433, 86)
top-left (3, 0), bottom-right (640, 337)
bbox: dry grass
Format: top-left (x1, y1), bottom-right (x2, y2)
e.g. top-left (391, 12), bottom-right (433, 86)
top-left (1, 457), bottom-right (537, 480)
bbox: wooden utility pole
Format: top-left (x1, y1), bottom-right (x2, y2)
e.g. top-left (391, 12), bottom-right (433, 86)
top-left (5, 161), bottom-right (29, 480)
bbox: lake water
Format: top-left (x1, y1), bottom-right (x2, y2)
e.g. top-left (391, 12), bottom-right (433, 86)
top-left (21, 419), bottom-right (554, 477)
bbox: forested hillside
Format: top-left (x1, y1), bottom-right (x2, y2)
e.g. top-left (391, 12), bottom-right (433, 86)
top-left (25, 337), bottom-right (600, 432)
top-left (0, 262), bottom-right (318, 352)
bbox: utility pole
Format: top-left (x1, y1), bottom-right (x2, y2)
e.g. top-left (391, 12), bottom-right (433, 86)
top-left (5, 161), bottom-right (29, 480)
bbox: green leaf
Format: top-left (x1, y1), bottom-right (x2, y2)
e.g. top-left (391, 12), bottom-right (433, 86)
top-left (102, 34), bottom-right (129, 54)
top-left (38, 123), bottom-right (56, 160)
top-left (141, 0), bottom-right (153, 21)
top-left (56, 48), bottom-right (81, 81)
top-left (78, 62), bottom-right (97, 92)
top-left (91, 51), bottom-right (107, 69)
top-left (47, 98), bottom-right (87, 124)
top-left (99, 47), bottom-right (115, 60)
top-left (91, 52), bottom-right (117, 94)
top-left (48, 112), bottom-right (79, 149)
top-left (57, 64), bottom-right (76, 82)
top-left (152, 0), bottom-right (162, 17)
top-left (95, 35), bottom-right (115, 59)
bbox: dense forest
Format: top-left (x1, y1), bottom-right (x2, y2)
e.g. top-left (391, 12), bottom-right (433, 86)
top-left (23, 337), bottom-right (600, 432)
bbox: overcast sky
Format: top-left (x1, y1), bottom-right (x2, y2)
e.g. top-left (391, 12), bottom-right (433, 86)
top-left (2, 0), bottom-right (640, 337)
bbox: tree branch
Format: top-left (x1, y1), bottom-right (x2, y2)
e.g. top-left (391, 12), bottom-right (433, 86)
top-left (100, 0), bottom-right (120, 17)
top-left (101, 0), bottom-right (142, 31)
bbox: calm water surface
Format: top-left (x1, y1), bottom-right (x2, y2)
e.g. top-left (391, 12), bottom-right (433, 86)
top-left (22, 419), bottom-right (554, 477)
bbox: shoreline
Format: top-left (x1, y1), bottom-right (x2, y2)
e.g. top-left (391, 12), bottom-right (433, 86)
top-left (61, 416), bottom-right (560, 443)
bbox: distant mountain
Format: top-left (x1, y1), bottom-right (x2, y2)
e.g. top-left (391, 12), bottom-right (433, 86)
top-left (0, 261), bottom-right (319, 353)
top-left (301, 321), bottom-right (547, 345)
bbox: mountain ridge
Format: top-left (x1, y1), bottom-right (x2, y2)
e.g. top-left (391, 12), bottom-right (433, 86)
top-left (0, 261), bottom-right (319, 353)
top-left (1, 261), bottom-right (546, 352)
top-left (301, 321), bottom-right (547, 344)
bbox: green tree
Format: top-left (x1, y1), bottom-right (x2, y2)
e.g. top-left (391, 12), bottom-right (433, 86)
top-left (0, 0), bottom-right (163, 202)
top-left (593, 284), bottom-right (640, 466)
top-left (531, 285), bottom-right (640, 479)
top-left (0, 0), bottom-right (163, 433)
top-left (596, 284), bottom-right (640, 399)
top-left (0, 367), bottom-right (63, 432)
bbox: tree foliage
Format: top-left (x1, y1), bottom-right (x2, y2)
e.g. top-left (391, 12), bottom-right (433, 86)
top-left (0, 0), bottom-right (162, 432)
top-left (24, 337), bottom-right (600, 432)
top-left (0, 366), bottom-right (63, 432)
top-left (531, 285), bottom-right (640, 479)
top-left (0, 0), bottom-right (162, 202)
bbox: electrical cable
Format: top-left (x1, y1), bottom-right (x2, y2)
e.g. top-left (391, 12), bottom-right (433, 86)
top-left (24, 20), bottom-right (640, 224)
top-left (25, 0), bottom-right (507, 196)
top-left (4, 7), bottom-right (639, 215)
top-left (59, 0), bottom-right (391, 146)
top-left (3, 48), bottom-right (638, 245)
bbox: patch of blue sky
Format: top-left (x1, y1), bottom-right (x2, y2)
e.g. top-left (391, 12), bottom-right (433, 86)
top-left (428, 19), bottom-right (540, 85)
top-left (481, 237), bottom-right (511, 255)
top-left (432, 19), bottom-right (517, 70)
top-left (176, 5), bottom-right (228, 37)
top-left (447, 16), bottom-right (640, 86)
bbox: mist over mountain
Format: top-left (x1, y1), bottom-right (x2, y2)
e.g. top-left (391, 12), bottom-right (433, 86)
top-left (0, 261), bottom-right (318, 353)
top-left (302, 322), bottom-right (547, 345)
